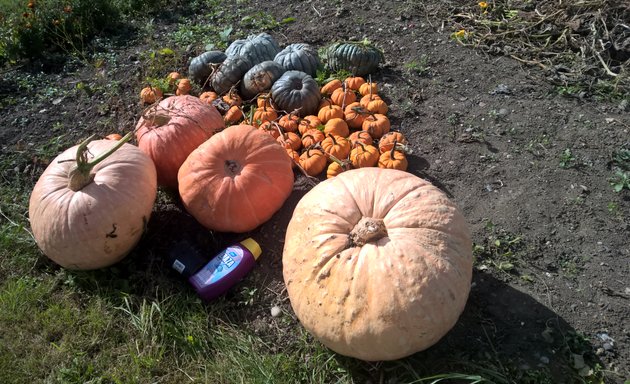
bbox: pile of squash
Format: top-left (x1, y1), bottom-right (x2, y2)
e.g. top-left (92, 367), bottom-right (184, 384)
top-left (139, 33), bottom-right (406, 180)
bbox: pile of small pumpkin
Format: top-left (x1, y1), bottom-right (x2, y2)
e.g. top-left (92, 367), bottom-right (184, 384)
top-left (139, 77), bottom-right (409, 181)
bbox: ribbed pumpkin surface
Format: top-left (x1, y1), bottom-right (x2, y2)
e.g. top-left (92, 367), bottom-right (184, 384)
top-left (135, 95), bottom-right (224, 189)
top-left (274, 43), bottom-right (320, 77)
top-left (326, 42), bottom-right (383, 76)
top-left (29, 140), bottom-right (157, 270)
top-left (178, 125), bottom-right (294, 233)
top-left (271, 70), bottom-right (321, 117)
top-left (282, 168), bottom-right (472, 361)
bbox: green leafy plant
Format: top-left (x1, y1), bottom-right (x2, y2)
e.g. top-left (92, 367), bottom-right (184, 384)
top-left (609, 170), bottom-right (629, 192)
top-left (404, 54), bottom-right (430, 76)
top-left (473, 220), bottom-right (524, 274)
top-left (559, 148), bottom-right (576, 168)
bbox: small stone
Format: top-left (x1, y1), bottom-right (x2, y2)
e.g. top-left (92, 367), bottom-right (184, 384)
top-left (596, 347), bottom-right (605, 356)
top-left (270, 306), bottom-right (282, 318)
top-left (539, 356), bottom-right (550, 364)
top-left (603, 342), bottom-right (614, 351)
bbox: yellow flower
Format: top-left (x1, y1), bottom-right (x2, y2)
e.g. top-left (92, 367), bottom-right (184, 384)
top-left (454, 29), bottom-right (466, 39)
top-left (478, 1), bottom-right (488, 8)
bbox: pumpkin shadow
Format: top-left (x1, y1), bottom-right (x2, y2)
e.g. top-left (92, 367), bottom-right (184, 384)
top-left (333, 272), bottom-right (609, 383)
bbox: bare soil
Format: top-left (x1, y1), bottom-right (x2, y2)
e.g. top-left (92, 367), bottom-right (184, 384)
top-left (1, 0), bottom-right (628, 382)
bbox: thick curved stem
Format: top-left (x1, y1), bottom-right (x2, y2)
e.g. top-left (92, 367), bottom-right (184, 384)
top-left (349, 217), bottom-right (388, 246)
top-left (67, 132), bottom-right (133, 191)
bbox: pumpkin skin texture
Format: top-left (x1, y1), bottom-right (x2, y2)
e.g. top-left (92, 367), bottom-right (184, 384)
top-left (136, 95), bottom-right (225, 189)
top-left (188, 50), bottom-right (227, 86)
top-left (225, 33), bottom-right (280, 64)
top-left (211, 55), bottom-right (254, 96)
top-left (325, 41), bottom-right (384, 76)
top-left (271, 70), bottom-right (321, 117)
top-left (274, 43), bottom-right (320, 77)
top-left (282, 168), bottom-right (473, 361)
top-left (178, 124), bottom-right (294, 233)
top-left (240, 60), bottom-right (286, 99)
top-left (29, 139), bottom-right (157, 270)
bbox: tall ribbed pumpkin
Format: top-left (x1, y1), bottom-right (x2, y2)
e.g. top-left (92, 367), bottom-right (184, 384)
top-left (282, 168), bottom-right (472, 361)
top-left (28, 135), bottom-right (157, 270)
top-left (135, 95), bottom-right (224, 189)
top-left (178, 125), bottom-right (294, 233)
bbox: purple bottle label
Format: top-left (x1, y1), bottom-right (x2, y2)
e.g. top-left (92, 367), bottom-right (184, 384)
top-left (191, 247), bottom-right (244, 285)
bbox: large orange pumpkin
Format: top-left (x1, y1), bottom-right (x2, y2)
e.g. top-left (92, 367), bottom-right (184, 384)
top-left (178, 124), bottom-right (294, 233)
top-left (28, 134), bottom-right (157, 270)
top-left (136, 95), bottom-right (224, 188)
top-left (282, 168), bottom-right (472, 361)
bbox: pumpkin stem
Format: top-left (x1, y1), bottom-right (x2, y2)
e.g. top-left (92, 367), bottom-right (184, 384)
top-left (349, 217), bottom-right (387, 246)
top-left (67, 131), bottom-right (133, 192)
top-left (390, 139), bottom-right (398, 157)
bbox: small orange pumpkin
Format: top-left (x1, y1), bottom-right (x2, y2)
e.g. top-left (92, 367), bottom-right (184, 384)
top-left (344, 76), bottom-right (366, 91)
top-left (176, 78), bottom-right (192, 96)
top-left (326, 158), bottom-right (353, 179)
top-left (167, 72), bottom-right (181, 86)
top-left (224, 105), bottom-right (244, 125)
top-left (359, 93), bottom-right (381, 108)
top-left (104, 133), bottom-right (123, 141)
top-left (358, 81), bottom-right (378, 96)
top-left (301, 128), bottom-right (325, 148)
top-left (379, 131), bottom-right (408, 153)
top-left (366, 98), bottom-right (389, 115)
top-left (344, 102), bottom-right (367, 130)
top-left (222, 88), bottom-right (242, 107)
top-left (378, 140), bottom-right (408, 171)
top-left (350, 142), bottom-right (379, 168)
top-left (286, 147), bottom-right (300, 168)
top-left (257, 92), bottom-right (275, 109)
top-left (324, 118), bottom-right (350, 138)
top-left (253, 105), bottom-right (278, 127)
top-left (258, 121), bottom-right (281, 139)
top-left (317, 101), bottom-right (344, 124)
top-left (298, 115), bottom-right (322, 135)
top-left (140, 86), bottom-right (163, 104)
top-left (330, 86), bottom-right (357, 108)
top-left (362, 113), bottom-right (390, 139)
top-left (321, 134), bottom-right (351, 161)
top-left (320, 79), bottom-right (342, 96)
top-left (277, 131), bottom-right (302, 152)
top-left (199, 91), bottom-right (219, 104)
top-left (348, 131), bottom-right (373, 147)
top-left (278, 113), bottom-right (300, 133)
top-left (299, 148), bottom-right (327, 176)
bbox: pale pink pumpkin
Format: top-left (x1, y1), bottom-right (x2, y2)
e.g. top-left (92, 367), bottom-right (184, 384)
top-left (282, 167), bottom-right (472, 361)
top-left (28, 136), bottom-right (157, 270)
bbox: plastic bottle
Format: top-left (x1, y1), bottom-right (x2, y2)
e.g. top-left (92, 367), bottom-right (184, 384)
top-left (169, 238), bottom-right (262, 302)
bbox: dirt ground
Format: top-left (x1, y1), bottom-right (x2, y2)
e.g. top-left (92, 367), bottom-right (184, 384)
top-left (1, 0), bottom-right (628, 382)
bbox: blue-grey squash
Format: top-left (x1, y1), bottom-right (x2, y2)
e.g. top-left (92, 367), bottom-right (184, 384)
top-left (325, 40), bottom-right (384, 76)
top-left (274, 43), bottom-right (320, 77)
top-left (188, 51), bottom-right (227, 86)
top-left (271, 70), bottom-right (321, 117)
top-left (240, 60), bottom-right (286, 99)
top-left (225, 33), bottom-right (280, 64)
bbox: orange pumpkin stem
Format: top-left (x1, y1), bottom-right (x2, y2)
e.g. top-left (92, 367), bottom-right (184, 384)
top-left (349, 217), bottom-right (388, 246)
top-left (67, 131), bottom-right (133, 191)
